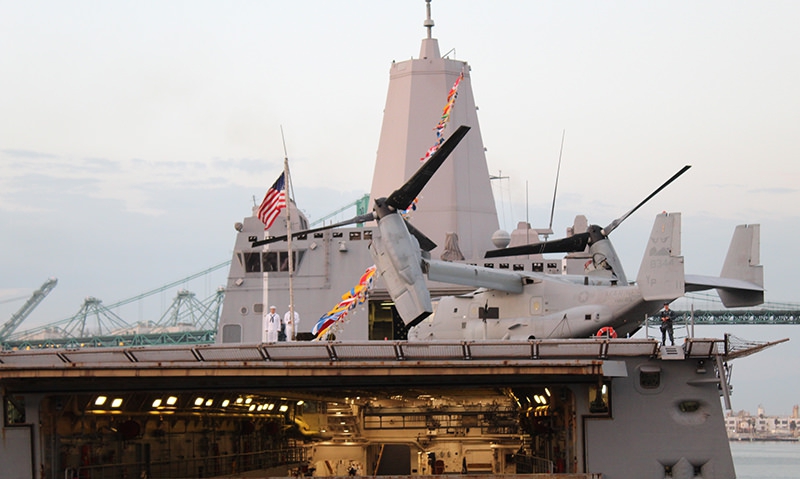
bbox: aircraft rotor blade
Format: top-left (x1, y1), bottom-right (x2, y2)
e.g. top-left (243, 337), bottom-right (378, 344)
top-left (404, 219), bottom-right (437, 252)
top-left (385, 125), bottom-right (471, 210)
top-left (484, 232), bottom-right (590, 258)
top-left (251, 212), bottom-right (375, 247)
top-left (602, 165), bottom-right (691, 235)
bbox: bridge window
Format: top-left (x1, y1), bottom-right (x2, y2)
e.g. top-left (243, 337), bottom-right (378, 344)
top-left (244, 253), bottom-right (262, 272)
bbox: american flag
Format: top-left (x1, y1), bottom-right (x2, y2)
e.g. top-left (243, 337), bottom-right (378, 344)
top-left (257, 172), bottom-right (286, 229)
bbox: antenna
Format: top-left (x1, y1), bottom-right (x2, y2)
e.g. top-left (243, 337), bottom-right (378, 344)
top-left (545, 130), bottom-right (565, 240)
top-left (424, 0), bottom-right (434, 39)
top-left (280, 125), bottom-right (296, 329)
top-left (280, 126), bottom-right (292, 201)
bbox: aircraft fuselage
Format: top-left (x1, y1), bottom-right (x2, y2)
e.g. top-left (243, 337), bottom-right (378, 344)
top-left (408, 273), bottom-right (665, 340)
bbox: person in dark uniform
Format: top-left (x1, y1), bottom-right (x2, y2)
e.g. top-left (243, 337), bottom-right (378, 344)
top-left (659, 302), bottom-right (675, 346)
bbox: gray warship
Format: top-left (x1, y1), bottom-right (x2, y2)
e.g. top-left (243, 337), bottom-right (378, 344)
top-left (0, 3), bottom-right (780, 479)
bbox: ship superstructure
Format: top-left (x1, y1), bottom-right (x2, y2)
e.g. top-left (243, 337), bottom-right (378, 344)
top-left (0, 3), bottom-right (777, 479)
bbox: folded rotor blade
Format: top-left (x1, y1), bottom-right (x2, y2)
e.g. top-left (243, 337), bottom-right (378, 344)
top-left (251, 212), bottom-right (375, 247)
top-left (386, 125), bottom-right (471, 210)
top-left (484, 232), bottom-right (590, 258)
top-left (603, 165), bottom-right (691, 235)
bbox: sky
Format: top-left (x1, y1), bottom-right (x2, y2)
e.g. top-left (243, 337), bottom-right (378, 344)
top-left (1, 1), bottom-right (799, 415)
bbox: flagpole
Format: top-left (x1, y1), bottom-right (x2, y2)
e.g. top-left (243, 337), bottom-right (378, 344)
top-left (280, 126), bottom-right (295, 338)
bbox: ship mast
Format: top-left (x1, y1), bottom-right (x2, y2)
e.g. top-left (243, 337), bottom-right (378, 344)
top-left (424, 0), bottom-right (434, 39)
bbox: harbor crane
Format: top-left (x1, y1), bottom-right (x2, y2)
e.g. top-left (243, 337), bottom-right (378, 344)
top-left (0, 278), bottom-right (57, 341)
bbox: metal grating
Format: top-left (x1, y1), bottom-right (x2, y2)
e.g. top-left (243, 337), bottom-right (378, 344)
top-left (0, 350), bottom-right (67, 367)
top-left (263, 343), bottom-right (332, 361)
top-left (61, 349), bottom-right (133, 364)
top-left (400, 342), bottom-right (465, 359)
top-left (468, 342), bottom-right (533, 359)
top-left (128, 346), bottom-right (199, 363)
top-left (537, 339), bottom-right (604, 358)
top-left (329, 342), bottom-right (398, 360)
top-left (684, 339), bottom-right (723, 358)
top-left (605, 340), bottom-right (660, 357)
top-left (193, 344), bottom-right (265, 362)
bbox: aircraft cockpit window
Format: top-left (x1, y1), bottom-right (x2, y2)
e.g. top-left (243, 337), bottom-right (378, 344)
top-left (532, 262), bottom-right (544, 272)
top-left (483, 263), bottom-right (494, 269)
top-left (513, 264), bottom-right (524, 271)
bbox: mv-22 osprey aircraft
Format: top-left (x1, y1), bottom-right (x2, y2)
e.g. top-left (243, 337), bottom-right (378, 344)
top-left (254, 126), bottom-right (764, 340)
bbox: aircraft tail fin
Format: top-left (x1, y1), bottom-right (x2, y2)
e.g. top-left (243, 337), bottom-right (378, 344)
top-left (684, 224), bottom-right (764, 307)
top-left (719, 224), bottom-right (763, 306)
top-left (636, 212), bottom-right (685, 301)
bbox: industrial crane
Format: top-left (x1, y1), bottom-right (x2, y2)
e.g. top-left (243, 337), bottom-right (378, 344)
top-left (0, 278), bottom-right (57, 341)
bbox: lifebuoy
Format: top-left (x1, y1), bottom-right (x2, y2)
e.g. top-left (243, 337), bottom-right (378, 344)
top-left (596, 326), bottom-right (617, 338)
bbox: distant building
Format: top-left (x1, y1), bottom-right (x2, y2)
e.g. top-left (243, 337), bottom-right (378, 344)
top-left (726, 406), bottom-right (800, 440)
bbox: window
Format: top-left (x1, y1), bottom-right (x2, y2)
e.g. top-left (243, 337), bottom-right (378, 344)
top-left (5, 395), bottom-right (26, 425)
top-left (244, 253), bottom-right (262, 272)
top-left (640, 369), bottom-right (661, 389)
top-left (588, 383), bottom-right (610, 414)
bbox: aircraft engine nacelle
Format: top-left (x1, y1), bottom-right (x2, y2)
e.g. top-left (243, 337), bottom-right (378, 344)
top-left (369, 213), bottom-right (432, 325)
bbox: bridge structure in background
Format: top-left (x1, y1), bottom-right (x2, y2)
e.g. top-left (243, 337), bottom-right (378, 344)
top-left (649, 292), bottom-right (800, 326)
top-left (3, 268), bottom-right (798, 351)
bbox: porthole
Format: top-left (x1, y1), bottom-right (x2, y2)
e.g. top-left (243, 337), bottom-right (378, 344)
top-left (679, 400), bottom-right (701, 413)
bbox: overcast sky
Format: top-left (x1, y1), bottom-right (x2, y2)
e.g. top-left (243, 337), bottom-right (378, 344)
top-left (1, 1), bottom-right (799, 415)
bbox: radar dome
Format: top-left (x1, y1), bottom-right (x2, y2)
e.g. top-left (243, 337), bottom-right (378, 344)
top-left (491, 229), bottom-right (511, 249)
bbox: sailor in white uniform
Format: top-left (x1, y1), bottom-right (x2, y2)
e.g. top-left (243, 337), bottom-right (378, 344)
top-left (284, 306), bottom-right (300, 341)
top-left (265, 305), bottom-right (281, 342)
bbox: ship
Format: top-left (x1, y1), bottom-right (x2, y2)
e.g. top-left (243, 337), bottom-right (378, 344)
top-left (0, 2), bottom-right (782, 479)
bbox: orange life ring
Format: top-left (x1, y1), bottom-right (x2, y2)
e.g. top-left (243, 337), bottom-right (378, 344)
top-left (596, 326), bottom-right (618, 338)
